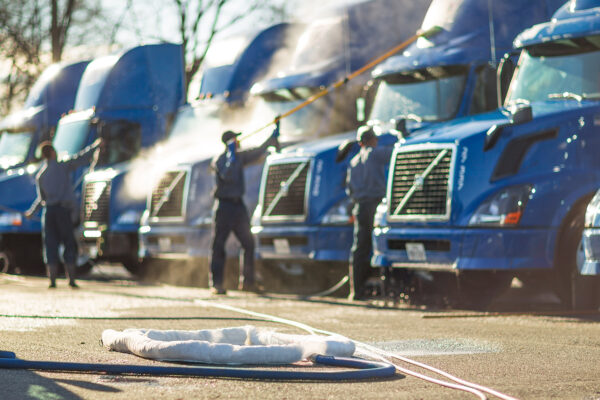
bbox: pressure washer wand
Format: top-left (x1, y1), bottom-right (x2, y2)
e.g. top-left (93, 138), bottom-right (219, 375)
top-left (238, 25), bottom-right (442, 142)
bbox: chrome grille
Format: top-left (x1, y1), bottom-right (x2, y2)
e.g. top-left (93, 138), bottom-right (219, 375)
top-left (389, 147), bottom-right (453, 219)
top-left (83, 180), bottom-right (111, 223)
top-left (262, 161), bottom-right (309, 218)
top-left (150, 170), bottom-right (187, 218)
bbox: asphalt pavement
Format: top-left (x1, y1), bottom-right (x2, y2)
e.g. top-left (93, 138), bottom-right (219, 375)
top-left (1, 265), bottom-right (599, 400)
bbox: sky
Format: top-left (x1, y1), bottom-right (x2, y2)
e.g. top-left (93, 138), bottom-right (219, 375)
top-left (104, 0), bottom-right (357, 49)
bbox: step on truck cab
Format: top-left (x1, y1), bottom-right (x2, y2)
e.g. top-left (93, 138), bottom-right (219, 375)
top-left (372, 0), bottom-right (600, 309)
top-left (250, 0), bottom-right (561, 294)
top-left (136, 23), bottom-right (299, 280)
top-left (64, 44), bottom-right (186, 274)
top-left (0, 61), bottom-right (89, 273)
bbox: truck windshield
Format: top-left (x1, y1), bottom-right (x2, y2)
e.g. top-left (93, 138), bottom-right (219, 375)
top-left (53, 119), bottom-right (90, 159)
top-left (255, 87), bottom-right (355, 142)
top-left (166, 102), bottom-right (226, 158)
top-left (507, 47), bottom-right (600, 104)
top-left (0, 131), bottom-right (33, 169)
top-left (370, 65), bottom-right (468, 123)
top-left (169, 103), bottom-right (223, 141)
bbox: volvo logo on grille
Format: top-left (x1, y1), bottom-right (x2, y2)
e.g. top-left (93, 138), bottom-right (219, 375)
top-left (413, 174), bottom-right (425, 191)
top-left (279, 181), bottom-right (289, 196)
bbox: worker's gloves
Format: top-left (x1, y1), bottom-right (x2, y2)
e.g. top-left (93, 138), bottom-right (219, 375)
top-left (227, 140), bottom-right (237, 162)
top-left (336, 139), bottom-right (358, 163)
top-left (272, 118), bottom-right (281, 139)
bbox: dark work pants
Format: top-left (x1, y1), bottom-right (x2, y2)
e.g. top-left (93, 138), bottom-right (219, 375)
top-left (209, 198), bottom-right (255, 289)
top-left (350, 199), bottom-right (380, 297)
top-left (42, 205), bottom-right (78, 282)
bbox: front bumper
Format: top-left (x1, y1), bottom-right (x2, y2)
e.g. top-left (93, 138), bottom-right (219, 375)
top-left (254, 224), bottom-right (353, 262)
top-left (372, 225), bottom-right (555, 271)
top-left (139, 224), bottom-right (212, 260)
top-left (82, 231), bottom-right (138, 261)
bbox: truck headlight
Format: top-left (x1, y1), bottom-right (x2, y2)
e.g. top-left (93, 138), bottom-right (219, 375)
top-left (116, 210), bottom-right (142, 225)
top-left (468, 184), bottom-right (533, 227)
top-left (0, 212), bottom-right (23, 226)
top-left (585, 190), bottom-right (600, 227)
top-left (373, 199), bottom-right (388, 228)
top-left (321, 198), bottom-right (352, 225)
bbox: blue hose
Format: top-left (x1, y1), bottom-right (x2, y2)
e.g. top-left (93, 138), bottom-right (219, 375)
top-left (0, 351), bottom-right (396, 381)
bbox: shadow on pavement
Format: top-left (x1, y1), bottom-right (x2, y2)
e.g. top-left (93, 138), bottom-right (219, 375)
top-left (2, 369), bottom-right (122, 400)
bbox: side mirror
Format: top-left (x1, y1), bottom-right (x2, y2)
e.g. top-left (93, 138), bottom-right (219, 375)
top-left (393, 118), bottom-right (407, 139)
top-left (509, 103), bottom-right (533, 125)
top-left (484, 102), bottom-right (532, 151)
top-left (496, 53), bottom-right (516, 107)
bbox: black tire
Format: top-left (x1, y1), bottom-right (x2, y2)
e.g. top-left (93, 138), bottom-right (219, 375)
top-left (0, 249), bottom-right (16, 274)
top-left (76, 260), bottom-right (95, 277)
top-left (122, 258), bottom-right (146, 276)
top-left (554, 200), bottom-right (600, 310)
top-left (455, 270), bottom-right (514, 310)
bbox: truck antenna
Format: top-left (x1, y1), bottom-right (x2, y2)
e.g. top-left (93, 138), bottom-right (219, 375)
top-left (487, 0), bottom-right (497, 65)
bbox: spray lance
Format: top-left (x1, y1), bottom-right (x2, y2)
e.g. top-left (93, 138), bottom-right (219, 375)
top-left (236, 25), bottom-right (442, 146)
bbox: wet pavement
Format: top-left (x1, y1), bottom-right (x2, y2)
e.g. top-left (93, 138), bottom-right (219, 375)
top-left (1, 265), bottom-right (600, 399)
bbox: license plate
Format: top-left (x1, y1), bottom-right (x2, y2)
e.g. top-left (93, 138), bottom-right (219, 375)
top-left (273, 238), bottom-right (291, 254)
top-left (158, 237), bottom-right (172, 252)
top-left (406, 242), bottom-right (426, 261)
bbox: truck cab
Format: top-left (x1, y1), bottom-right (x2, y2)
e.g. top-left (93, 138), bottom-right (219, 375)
top-left (0, 61), bottom-right (89, 274)
top-left (63, 44), bottom-right (186, 274)
top-left (136, 23), bottom-right (298, 280)
top-left (373, 0), bottom-right (600, 309)
top-left (250, 0), bottom-right (561, 294)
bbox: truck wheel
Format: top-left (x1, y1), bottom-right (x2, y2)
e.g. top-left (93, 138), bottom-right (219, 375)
top-left (0, 249), bottom-right (15, 274)
top-left (76, 260), bottom-right (95, 277)
top-left (455, 270), bottom-right (513, 310)
top-left (554, 202), bottom-right (600, 310)
top-left (122, 258), bottom-right (148, 276)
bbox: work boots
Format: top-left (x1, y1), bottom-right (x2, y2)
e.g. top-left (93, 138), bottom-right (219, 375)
top-left (65, 264), bottom-right (79, 288)
top-left (47, 263), bottom-right (58, 288)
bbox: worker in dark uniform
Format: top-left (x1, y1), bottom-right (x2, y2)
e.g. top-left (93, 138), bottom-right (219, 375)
top-left (209, 124), bottom-right (279, 295)
top-left (25, 138), bottom-right (103, 288)
top-left (345, 126), bottom-right (393, 300)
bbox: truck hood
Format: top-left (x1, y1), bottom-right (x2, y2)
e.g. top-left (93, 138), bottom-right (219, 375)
top-left (273, 131), bottom-right (356, 157)
top-left (400, 101), bottom-right (597, 147)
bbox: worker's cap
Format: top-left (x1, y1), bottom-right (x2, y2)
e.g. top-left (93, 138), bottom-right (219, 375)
top-left (357, 126), bottom-right (377, 143)
top-left (221, 130), bottom-right (241, 144)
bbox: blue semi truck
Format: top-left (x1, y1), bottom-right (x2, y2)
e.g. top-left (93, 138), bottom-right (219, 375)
top-left (68, 44), bottom-right (186, 274)
top-left (250, 0), bottom-right (562, 294)
top-left (248, 0), bottom-right (429, 292)
top-left (372, 0), bottom-right (600, 309)
top-left (0, 60), bottom-right (89, 273)
top-left (0, 61), bottom-right (89, 172)
top-left (136, 23), bottom-right (298, 281)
